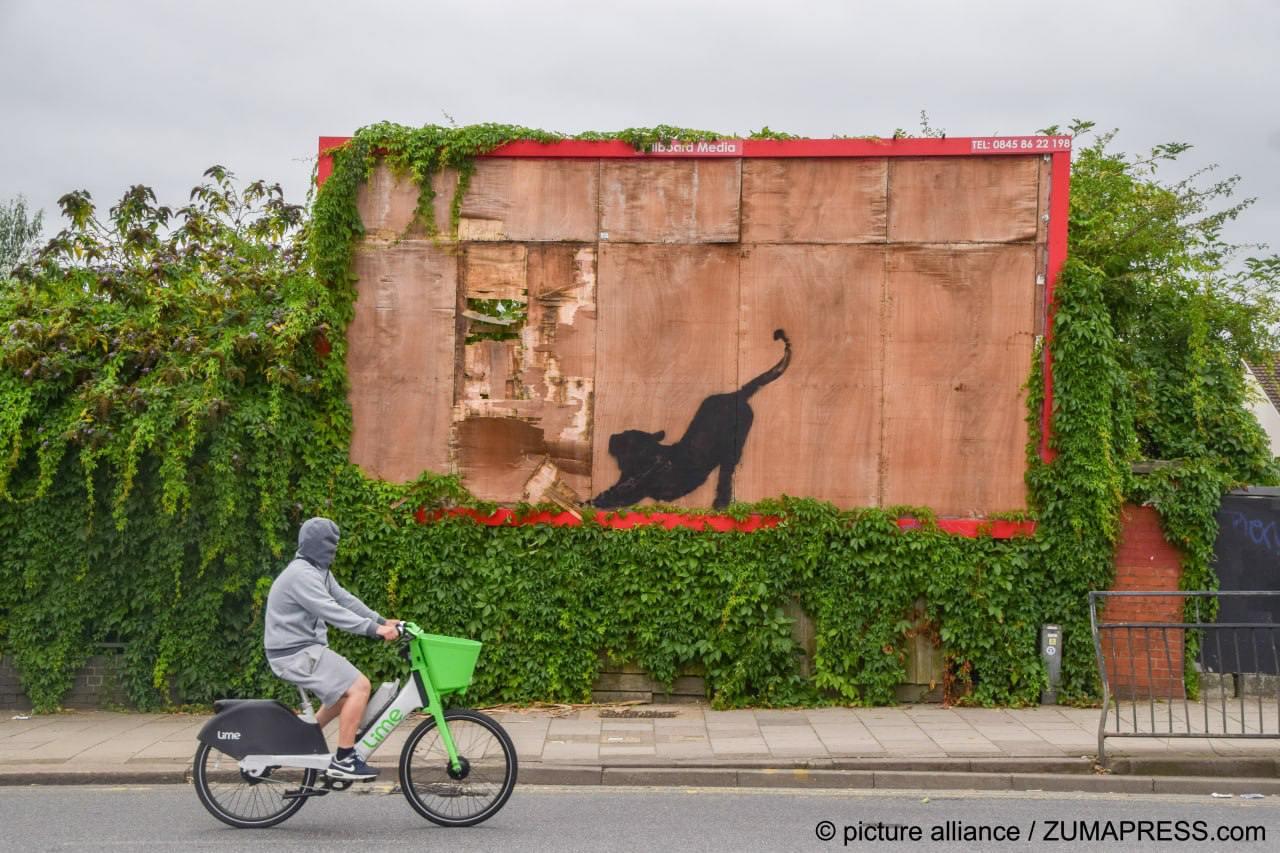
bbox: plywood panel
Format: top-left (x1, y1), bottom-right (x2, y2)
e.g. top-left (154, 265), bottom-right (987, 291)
top-left (459, 158), bottom-right (598, 242)
top-left (463, 244), bottom-right (527, 301)
top-left (458, 417), bottom-right (545, 502)
top-left (881, 245), bottom-right (1037, 514)
top-left (593, 244), bottom-right (740, 508)
top-left (736, 245), bottom-right (884, 505)
top-left (356, 163), bottom-right (458, 239)
top-left (600, 160), bottom-right (741, 243)
top-left (741, 159), bottom-right (888, 243)
top-left (888, 157), bottom-right (1040, 243)
top-left (347, 241), bottom-right (457, 482)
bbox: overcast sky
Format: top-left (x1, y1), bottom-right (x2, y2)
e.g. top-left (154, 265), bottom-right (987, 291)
top-left (2, 0), bottom-right (1276, 256)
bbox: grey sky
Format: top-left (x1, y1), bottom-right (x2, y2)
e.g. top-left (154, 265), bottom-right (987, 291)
top-left (1, 0), bottom-right (1276, 257)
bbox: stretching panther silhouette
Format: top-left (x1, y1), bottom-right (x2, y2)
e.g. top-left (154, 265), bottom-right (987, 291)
top-left (592, 329), bottom-right (791, 510)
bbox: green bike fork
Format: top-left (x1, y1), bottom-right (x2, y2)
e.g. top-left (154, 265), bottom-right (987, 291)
top-left (417, 668), bottom-right (463, 774)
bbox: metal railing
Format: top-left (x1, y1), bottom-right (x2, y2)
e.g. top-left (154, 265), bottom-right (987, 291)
top-left (1089, 591), bottom-right (1280, 765)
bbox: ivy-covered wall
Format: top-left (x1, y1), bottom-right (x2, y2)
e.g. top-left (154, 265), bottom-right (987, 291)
top-left (2, 123), bottom-right (1272, 712)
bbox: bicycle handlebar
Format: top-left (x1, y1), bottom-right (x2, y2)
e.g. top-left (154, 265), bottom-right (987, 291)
top-left (394, 620), bottom-right (425, 639)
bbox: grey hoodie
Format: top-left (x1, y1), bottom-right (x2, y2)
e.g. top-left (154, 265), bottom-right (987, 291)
top-left (263, 518), bottom-right (384, 659)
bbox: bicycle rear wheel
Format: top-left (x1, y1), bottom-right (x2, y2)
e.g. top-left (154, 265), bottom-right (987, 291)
top-left (398, 708), bottom-right (517, 826)
top-left (192, 741), bottom-right (316, 829)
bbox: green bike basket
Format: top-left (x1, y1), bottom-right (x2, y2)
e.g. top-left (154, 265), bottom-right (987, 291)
top-left (420, 634), bottom-right (482, 693)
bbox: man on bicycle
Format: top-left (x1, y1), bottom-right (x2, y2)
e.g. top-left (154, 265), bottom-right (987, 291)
top-left (264, 516), bottom-right (398, 781)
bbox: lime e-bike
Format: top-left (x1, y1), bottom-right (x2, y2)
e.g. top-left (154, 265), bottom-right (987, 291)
top-left (193, 622), bottom-right (516, 829)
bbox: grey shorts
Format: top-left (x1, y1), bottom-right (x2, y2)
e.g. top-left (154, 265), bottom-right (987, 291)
top-left (268, 645), bottom-right (361, 707)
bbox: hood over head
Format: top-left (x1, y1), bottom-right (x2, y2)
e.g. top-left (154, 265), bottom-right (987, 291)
top-left (296, 517), bottom-right (340, 571)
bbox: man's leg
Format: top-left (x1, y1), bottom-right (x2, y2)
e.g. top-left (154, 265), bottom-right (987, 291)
top-left (314, 697), bottom-right (346, 729)
top-left (307, 648), bottom-right (379, 779)
top-left (336, 675), bottom-right (371, 748)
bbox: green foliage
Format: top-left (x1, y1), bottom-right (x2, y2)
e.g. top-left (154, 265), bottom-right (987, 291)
top-left (1068, 130), bottom-right (1280, 478)
top-left (1024, 260), bottom-right (1131, 700)
top-left (1, 195), bottom-right (44, 279)
top-left (3, 121), bottom-right (1277, 713)
top-left (747, 127), bottom-right (798, 141)
top-left (1049, 126), bottom-right (1280, 696)
top-left (323, 500), bottom-right (1047, 710)
top-left (0, 169), bottom-right (330, 708)
top-left (464, 298), bottom-right (526, 344)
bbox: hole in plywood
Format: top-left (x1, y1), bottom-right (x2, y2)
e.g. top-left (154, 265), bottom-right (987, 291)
top-left (464, 297), bottom-right (526, 344)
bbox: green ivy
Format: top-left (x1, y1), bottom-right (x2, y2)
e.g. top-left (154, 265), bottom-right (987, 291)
top-left (1024, 260), bottom-right (1131, 701)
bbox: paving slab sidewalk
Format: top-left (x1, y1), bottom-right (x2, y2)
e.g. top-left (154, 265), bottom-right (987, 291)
top-left (2, 704), bottom-right (1278, 793)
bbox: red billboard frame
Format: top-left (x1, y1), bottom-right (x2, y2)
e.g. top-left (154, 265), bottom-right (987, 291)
top-left (317, 135), bottom-right (1071, 537)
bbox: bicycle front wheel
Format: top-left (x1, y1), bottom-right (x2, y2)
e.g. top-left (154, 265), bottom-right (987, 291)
top-left (398, 708), bottom-right (517, 826)
top-left (192, 741), bottom-right (316, 829)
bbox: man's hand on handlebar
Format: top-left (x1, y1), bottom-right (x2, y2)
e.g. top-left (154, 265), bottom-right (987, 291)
top-left (376, 620), bottom-right (402, 642)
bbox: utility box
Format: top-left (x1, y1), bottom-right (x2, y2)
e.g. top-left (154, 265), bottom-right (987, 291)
top-left (1041, 624), bottom-right (1062, 704)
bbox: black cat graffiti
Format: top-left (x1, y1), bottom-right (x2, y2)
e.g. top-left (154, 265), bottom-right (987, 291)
top-left (592, 329), bottom-right (792, 510)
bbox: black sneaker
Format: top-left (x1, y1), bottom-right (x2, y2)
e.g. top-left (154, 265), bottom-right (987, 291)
top-left (326, 753), bottom-right (378, 781)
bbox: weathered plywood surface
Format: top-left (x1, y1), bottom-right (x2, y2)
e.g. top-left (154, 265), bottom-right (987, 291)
top-left (457, 417), bottom-right (545, 502)
top-left (600, 160), bottom-right (741, 243)
top-left (463, 244), bottom-right (527, 301)
top-left (741, 159), bottom-right (888, 243)
top-left (456, 244), bottom-right (596, 502)
top-left (347, 241), bottom-right (457, 482)
top-left (459, 159), bottom-right (598, 242)
top-left (736, 245), bottom-right (885, 505)
top-left (522, 244), bottom-right (596, 495)
top-left (356, 164), bottom-right (458, 239)
top-left (462, 339), bottom-right (518, 402)
top-left (888, 156), bottom-right (1040, 243)
top-left (347, 151), bottom-right (1051, 513)
top-left (593, 244), bottom-right (740, 507)
top-left (881, 245), bottom-right (1037, 513)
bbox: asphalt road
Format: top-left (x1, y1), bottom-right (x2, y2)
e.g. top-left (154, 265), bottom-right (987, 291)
top-left (1, 784), bottom-right (1278, 851)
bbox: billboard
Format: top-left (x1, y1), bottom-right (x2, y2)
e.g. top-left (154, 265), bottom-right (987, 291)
top-left (322, 136), bottom-right (1070, 515)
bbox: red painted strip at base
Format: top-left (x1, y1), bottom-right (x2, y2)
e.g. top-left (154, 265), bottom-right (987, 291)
top-left (413, 507), bottom-right (778, 532)
top-left (412, 507), bottom-right (1036, 538)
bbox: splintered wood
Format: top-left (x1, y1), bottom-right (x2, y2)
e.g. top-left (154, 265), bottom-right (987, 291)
top-left (346, 153), bottom-right (1051, 515)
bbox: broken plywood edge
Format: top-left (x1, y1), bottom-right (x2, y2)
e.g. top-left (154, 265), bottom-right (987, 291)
top-left (544, 479), bottom-right (584, 518)
top-left (456, 416), bottom-right (545, 502)
top-left (522, 457), bottom-right (584, 518)
top-left (457, 399), bottom-right (543, 421)
top-left (518, 322), bottom-right (593, 439)
top-left (462, 309), bottom-right (517, 326)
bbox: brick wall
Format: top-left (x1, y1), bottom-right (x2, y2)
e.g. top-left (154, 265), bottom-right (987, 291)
top-left (0, 656), bottom-right (32, 711)
top-left (0, 651), bottom-right (130, 710)
top-left (1100, 503), bottom-right (1185, 699)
